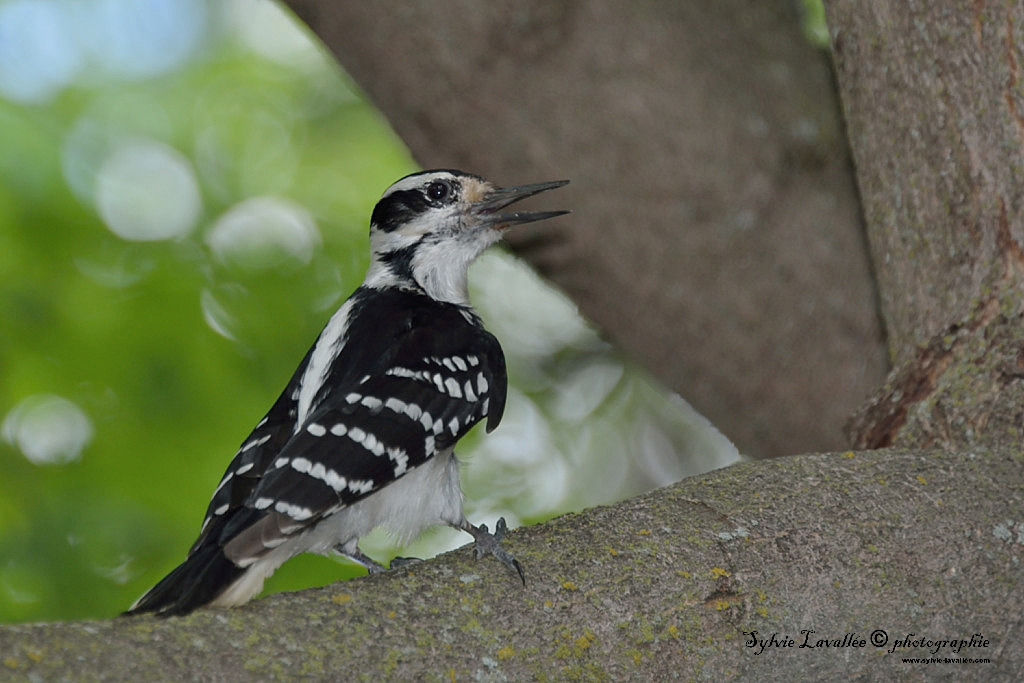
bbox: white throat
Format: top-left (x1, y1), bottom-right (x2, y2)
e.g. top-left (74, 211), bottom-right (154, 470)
top-left (365, 228), bottom-right (501, 307)
top-left (409, 239), bottom-right (476, 306)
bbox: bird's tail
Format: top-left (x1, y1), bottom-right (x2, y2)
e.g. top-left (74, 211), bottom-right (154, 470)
top-left (124, 544), bottom-right (245, 617)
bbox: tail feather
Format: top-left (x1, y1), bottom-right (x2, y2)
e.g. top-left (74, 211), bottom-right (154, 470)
top-left (124, 544), bottom-right (245, 617)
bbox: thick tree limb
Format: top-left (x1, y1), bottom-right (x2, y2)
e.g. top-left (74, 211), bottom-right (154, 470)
top-left (2, 447), bottom-right (1022, 681)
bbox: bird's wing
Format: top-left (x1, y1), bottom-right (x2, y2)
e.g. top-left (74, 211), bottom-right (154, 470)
top-left (195, 303), bottom-right (506, 566)
top-left (189, 347), bottom-right (311, 552)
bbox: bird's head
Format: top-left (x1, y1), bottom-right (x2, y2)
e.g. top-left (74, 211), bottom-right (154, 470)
top-left (364, 170), bottom-right (568, 305)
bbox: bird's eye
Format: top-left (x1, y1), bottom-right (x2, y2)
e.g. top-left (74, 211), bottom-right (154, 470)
top-left (426, 180), bottom-right (453, 203)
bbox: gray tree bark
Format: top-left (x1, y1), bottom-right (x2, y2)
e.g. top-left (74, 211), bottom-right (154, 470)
top-left (1, 448), bottom-right (1021, 681)
top-left (835, 0), bottom-right (1024, 450)
top-left (282, 0), bottom-right (887, 458)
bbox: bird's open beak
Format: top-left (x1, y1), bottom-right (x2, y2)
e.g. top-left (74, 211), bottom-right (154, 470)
top-left (475, 179), bottom-right (570, 229)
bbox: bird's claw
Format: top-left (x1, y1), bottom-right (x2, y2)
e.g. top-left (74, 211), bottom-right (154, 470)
top-left (388, 556), bottom-right (422, 569)
top-left (463, 517), bottom-right (525, 585)
top-left (333, 545), bottom-right (389, 574)
top-left (333, 546), bottom-right (423, 574)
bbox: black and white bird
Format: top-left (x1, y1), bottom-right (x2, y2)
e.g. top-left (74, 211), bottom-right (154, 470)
top-left (127, 169), bottom-right (568, 616)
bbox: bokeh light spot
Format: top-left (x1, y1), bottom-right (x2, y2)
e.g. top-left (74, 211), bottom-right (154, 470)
top-left (75, 0), bottom-right (207, 81)
top-left (207, 196), bottom-right (320, 271)
top-left (2, 394), bottom-right (94, 466)
top-left (0, 0), bottom-right (82, 104)
top-left (224, 0), bottom-right (323, 70)
top-left (96, 139), bottom-right (202, 241)
top-left (200, 286), bottom-right (241, 341)
top-left (553, 361), bottom-right (625, 423)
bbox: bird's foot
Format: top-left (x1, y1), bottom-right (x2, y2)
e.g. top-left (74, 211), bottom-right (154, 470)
top-left (332, 545), bottom-right (389, 575)
top-left (333, 545), bottom-right (424, 574)
top-left (458, 517), bottom-right (525, 585)
top-left (388, 556), bottom-right (422, 569)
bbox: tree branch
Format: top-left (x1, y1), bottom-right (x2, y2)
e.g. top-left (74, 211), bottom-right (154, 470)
top-left (3, 447), bottom-right (1021, 680)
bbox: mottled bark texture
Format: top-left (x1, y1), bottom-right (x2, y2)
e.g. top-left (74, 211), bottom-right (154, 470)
top-left (2, 448), bottom-right (1022, 682)
top-left (829, 0), bottom-right (1024, 450)
top-left (280, 0), bottom-right (887, 458)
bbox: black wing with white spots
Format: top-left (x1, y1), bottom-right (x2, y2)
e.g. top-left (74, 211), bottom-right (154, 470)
top-left (215, 289), bottom-right (506, 562)
top-left (130, 286), bottom-right (505, 618)
top-left (128, 287), bottom-right (506, 615)
top-left (261, 335), bottom-right (500, 509)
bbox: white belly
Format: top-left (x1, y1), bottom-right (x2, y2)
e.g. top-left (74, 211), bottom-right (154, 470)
top-left (211, 449), bottom-right (465, 607)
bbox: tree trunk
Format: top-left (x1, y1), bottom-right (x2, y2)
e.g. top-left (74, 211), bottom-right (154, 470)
top-left (282, 0), bottom-right (887, 458)
top-left (830, 0), bottom-right (1024, 450)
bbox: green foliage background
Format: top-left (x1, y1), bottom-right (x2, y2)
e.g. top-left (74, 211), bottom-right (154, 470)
top-left (0, 13), bottom-right (420, 621)
top-left (0, 1), bottom-right (737, 623)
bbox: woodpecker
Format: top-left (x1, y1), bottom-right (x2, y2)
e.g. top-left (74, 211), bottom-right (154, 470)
top-left (126, 170), bottom-right (568, 616)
